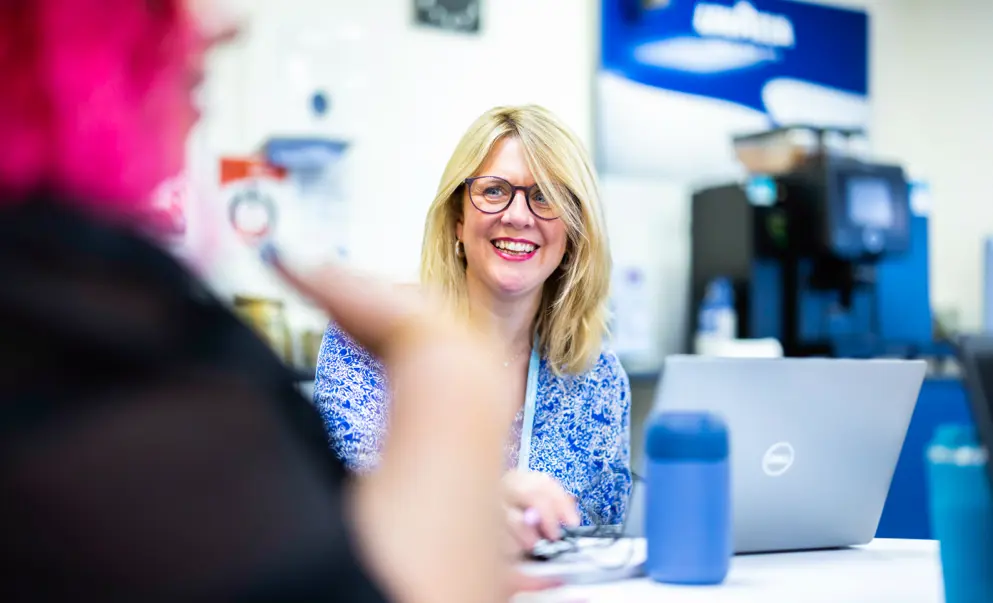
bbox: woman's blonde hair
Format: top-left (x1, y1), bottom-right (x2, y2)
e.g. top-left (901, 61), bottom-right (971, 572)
top-left (420, 105), bottom-right (612, 376)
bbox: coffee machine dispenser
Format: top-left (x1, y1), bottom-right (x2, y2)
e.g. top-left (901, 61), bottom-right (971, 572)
top-left (687, 126), bottom-right (929, 358)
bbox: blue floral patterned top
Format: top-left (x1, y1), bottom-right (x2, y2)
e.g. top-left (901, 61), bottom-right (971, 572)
top-left (313, 322), bottom-right (633, 527)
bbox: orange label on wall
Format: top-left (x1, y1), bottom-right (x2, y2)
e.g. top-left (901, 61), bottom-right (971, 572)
top-left (220, 157), bottom-right (287, 185)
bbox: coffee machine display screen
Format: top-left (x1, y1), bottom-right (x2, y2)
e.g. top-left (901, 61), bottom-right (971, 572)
top-left (847, 176), bottom-right (895, 229)
top-left (825, 161), bottom-right (909, 259)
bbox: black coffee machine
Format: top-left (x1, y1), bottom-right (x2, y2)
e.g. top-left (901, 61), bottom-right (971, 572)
top-left (687, 126), bottom-right (918, 358)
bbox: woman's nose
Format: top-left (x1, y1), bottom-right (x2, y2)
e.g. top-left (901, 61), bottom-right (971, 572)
top-left (501, 191), bottom-right (534, 228)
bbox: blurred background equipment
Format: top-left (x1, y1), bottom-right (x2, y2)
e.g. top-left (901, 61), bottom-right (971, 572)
top-left (414, 0), bottom-right (482, 34)
top-left (688, 125), bottom-right (932, 360)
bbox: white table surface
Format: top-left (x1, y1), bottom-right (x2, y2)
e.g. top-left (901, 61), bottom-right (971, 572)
top-left (515, 538), bottom-right (943, 602)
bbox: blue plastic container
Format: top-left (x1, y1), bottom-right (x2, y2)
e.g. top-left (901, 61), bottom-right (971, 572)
top-left (697, 277), bottom-right (736, 340)
top-left (926, 424), bottom-right (993, 603)
top-left (644, 411), bottom-right (732, 585)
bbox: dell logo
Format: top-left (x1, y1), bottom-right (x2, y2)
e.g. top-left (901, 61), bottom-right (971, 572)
top-left (762, 442), bottom-right (795, 476)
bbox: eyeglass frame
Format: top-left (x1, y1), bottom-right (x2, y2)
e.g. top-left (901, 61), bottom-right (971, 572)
top-left (462, 176), bottom-right (561, 221)
top-left (525, 468), bottom-right (639, 566)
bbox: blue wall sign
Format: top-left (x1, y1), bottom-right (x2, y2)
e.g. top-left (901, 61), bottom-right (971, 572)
top-left (264, 138), bottom-right (349, 172)
top-left (596, 0), bottom-right (870, 180)
top-left (601, 0), bottom-right (868, 115)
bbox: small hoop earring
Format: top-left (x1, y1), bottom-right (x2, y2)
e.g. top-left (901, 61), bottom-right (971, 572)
top-left (455, 239), bottom-right (465, 258)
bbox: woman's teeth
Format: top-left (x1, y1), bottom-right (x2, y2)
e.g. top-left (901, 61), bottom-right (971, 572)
top-left (493, 240), bottom-right (537, 254)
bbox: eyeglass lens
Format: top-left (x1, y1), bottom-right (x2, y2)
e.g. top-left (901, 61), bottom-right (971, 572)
top-left (467, 176), bottom-right (559, 220)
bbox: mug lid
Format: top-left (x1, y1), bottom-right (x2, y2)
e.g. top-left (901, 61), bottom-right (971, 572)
top-left (645, 411), bottom-right (729, 461)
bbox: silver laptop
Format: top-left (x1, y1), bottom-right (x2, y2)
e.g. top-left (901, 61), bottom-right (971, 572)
top-left (623, 355), bottom-right (926, 554)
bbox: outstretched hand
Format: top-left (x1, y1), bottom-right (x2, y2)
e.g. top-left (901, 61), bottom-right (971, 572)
top-left (268, 249), bottom-right (552, 602)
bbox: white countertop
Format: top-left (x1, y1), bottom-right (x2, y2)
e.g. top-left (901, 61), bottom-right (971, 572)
top-left (516, 538), bottom-right (943, 602)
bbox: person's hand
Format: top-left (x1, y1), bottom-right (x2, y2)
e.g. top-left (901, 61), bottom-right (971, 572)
top-left (268, 251), bottom-right (515, 603)
top-left (504, 570), bottom-right (565, 600)
top-left (503, 470), bottom-right (582, 554)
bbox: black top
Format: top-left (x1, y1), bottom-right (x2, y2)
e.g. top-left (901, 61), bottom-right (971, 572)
top-left (0, 200), bottom-right (389, 603)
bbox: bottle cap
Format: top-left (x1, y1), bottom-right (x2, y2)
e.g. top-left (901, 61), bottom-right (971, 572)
top-left (645, 411), bottom-right (729, 462)
top-left (704, 278), bottom-right (734, 307)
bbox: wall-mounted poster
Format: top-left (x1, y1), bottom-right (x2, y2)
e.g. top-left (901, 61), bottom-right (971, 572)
top-left (263, 137), bottom-right (351, 268)
top-left (597, 0), bottom-right (869, 185)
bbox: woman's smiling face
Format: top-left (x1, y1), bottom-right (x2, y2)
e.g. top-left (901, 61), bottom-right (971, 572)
top-left (456, 136), bottom-right (568, 301)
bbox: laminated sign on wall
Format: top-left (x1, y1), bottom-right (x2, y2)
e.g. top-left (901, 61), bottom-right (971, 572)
top-left (264, 137), bottom-right (351, 268)
top-left (610, 266), bottom-right (656, 360)
top-left (217, 138), bottom-right (352, 272)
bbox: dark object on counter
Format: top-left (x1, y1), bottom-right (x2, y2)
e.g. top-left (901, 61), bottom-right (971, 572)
top-left (300, 329), bottom-right (325, 375)
top-left (414, 0), bottom-right (481, 34)
top-left (0, 199), bottom-right (387, 603)
top-left (958, 335), bottom-right (993, 491)
top-left (233, 294), bottom-right (294, 364)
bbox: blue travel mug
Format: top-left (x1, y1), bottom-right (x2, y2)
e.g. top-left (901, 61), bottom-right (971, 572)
top-left (644, 411), bottom-right (731, 585)
top-left (926, 423), bottom-right (993, 603)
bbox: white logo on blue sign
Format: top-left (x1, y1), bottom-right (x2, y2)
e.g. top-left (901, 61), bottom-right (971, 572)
top-left (693, 1), bottom-right (796, 48)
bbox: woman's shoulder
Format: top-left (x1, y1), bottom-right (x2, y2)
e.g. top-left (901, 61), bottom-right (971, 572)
top-left (540, 346), bottom-right (630, 397)
top-left (318, 321), bottom-right (385, 375)
top-left (543, 347), bottom-right (627, 381)
top-left (317, 280), bottom-right (425, 368)
top-left (591, 347), bottom-right (628, 382)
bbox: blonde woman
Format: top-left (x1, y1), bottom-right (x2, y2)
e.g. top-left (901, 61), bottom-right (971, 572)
top-left (314, 105), bottom-right (632, 550)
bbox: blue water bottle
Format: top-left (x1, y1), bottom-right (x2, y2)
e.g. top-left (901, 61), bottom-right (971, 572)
top-left (644, 411), bottom-right (732, 585)
top-left (697, 278), bottom-right (736, 341)
top-left (926, 424), bottom-right (993, 603)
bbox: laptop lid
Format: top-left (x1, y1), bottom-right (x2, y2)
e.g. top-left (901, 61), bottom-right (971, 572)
top-left (626, 355), bottom-right (926, 553)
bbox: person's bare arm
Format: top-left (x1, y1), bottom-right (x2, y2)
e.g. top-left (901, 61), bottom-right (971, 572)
top-left (270, 254), bottom-right (515, 603)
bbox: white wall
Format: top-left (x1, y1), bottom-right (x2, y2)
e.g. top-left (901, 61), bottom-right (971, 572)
top-left (868, 0), bottom-right (993, 330)
top-left (194, 0), bottom-right (993, 343)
